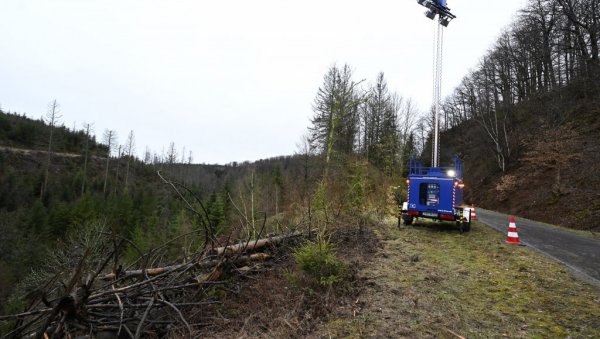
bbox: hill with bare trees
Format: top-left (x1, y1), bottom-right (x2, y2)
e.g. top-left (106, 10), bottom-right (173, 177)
top-left (432, 0), bottom-right (600, 230)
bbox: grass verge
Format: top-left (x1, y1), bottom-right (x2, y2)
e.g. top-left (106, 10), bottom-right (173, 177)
top-left (319, 218), bottom-right (600, 338)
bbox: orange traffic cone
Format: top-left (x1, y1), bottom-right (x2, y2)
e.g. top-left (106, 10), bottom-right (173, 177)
top-left (471, 204), bottom-right (478, 220)
top-left (506, 215), bottom-right (521, 245)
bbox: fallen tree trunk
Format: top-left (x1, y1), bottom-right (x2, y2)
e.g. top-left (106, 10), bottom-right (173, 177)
top-left (213, 231), bottom-right (302, 256)
top-left (100, 253), bottom-right (271, 281)
top-left (100, 262), bottom-right (188, 281)
top-left (100, 232), bottom-right (300, 281)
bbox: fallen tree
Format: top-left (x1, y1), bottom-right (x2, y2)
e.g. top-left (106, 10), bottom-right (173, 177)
top-left (212, 232), bottom-right (302, 256)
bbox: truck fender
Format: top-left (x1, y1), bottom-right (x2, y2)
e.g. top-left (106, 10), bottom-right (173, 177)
top-left (462, 207), bottom-right (471, 222)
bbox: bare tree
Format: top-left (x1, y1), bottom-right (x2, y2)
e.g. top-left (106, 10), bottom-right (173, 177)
top-left (294, 133), bottom-right (316, 233)
top-left (144, 146), bottom-right (152, 164)
top-left (556, 0), bottom-right (600, 85)
top-left (440, 0), bottom-right (599, 153)
top-left (124, 130), bottom-right (136, 189)
top-left (114, 145), bottom-right (122, 193)
top-left (395, 96), bottom-right (418, 175)
top-left (102, 129), bottom-right (117, 194)
top-left (40, 100), bottom-right (61, 199)
top-left (179, 146), bottom-right (186, 181)
top-left (415, 118), bottom-right (429, 157)
top-left (167, 142), bottom-right (177, 165)
top-left (81, 122), bottom-right (93, 196)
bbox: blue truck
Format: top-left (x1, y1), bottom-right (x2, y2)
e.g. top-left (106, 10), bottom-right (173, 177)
top-left (400, 156), bottom-right (472, 232)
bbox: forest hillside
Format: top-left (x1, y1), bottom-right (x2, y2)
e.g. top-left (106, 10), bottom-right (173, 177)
top-left (431, 0), bottom-right (600, 230)
top-left (438, 82), bottom-right (600, 230)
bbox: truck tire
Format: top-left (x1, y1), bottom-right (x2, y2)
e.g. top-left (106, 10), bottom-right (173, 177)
top-left (403, 216), bottom-right (414, 226)
top-left (460, 220), bottom-right (471, 233)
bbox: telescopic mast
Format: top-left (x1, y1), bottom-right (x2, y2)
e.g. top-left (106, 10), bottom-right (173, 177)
top-left (415, 0), bottom-right (456, 166)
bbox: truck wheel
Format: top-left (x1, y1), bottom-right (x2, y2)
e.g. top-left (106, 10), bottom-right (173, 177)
top-left (460, 221), bottom-right (471, 233)
top-left (403, 216), bottom-right (413, 226)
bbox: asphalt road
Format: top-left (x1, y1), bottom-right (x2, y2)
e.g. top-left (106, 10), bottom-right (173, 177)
top-left (476, 208), bottom-right (600, 287)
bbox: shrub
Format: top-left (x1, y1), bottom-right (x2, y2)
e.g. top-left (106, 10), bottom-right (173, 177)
top-left (293, 239), bottom-right (346, 287)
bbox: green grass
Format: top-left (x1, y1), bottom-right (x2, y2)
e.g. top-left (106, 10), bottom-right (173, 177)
top-left (322, 218), bottom-right (600, 338)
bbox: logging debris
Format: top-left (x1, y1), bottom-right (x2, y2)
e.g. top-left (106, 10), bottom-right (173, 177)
top-left (0, 231), bottom-right (301, 339)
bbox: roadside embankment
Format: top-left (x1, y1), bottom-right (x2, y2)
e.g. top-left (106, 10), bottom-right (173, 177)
top-left (318, 218), bottom-right (600, 338)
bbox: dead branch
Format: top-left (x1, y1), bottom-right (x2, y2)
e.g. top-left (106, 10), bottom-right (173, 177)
top-left (0, 309), bottom-right (53, 321)
top-left (157, 170), bottom-right (218, 249)
top-left (445, 328), bottom-right (467, 339)
top-left (134, 296), bottom-right (154, 339)
top-left (157, 299), bottom-right (192, 337)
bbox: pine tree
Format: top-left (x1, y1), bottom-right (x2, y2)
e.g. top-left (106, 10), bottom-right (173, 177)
top-left (309, 64), bottom-right (363, 171)
top-left (361, 73), bottom-right (399, 174)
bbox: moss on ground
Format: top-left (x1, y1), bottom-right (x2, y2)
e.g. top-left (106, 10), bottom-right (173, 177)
top-left (320, 218), bottom-right (600, 338)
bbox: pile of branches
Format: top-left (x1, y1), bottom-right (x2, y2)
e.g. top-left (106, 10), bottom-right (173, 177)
top-left (0, 231), bottom-right (299, 338)
top-left (0, 172), bottom-right (301, 338)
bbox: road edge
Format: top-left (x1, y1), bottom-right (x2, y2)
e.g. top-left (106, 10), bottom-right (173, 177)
top-left (475, 211), bottom-right (600, 289)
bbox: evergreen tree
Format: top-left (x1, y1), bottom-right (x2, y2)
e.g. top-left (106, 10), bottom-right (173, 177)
top-left (309, 64), bottom-right (363, 168)
top-left (361, 73), bottom-right (399, 174)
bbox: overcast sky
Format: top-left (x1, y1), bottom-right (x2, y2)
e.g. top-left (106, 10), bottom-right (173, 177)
top-left (0, 0), bottom-right (527, 164)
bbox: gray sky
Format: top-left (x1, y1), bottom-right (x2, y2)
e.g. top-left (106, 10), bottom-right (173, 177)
top-left (0, 0), bottom-right (526, 164)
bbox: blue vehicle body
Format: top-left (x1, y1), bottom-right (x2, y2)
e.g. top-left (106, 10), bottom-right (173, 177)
top-left (402, 156), bottom-right (469, 225)
top-left (416, 0), bottom-right (456, 25)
